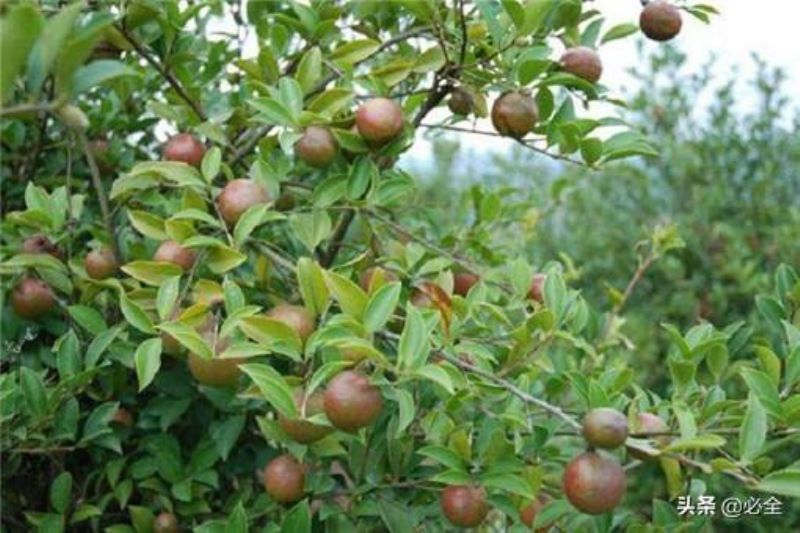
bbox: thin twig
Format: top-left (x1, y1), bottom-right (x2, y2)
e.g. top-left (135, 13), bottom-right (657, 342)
top-left (78, 132), bottom-right (120, 264)
top-left (116, 26), bottom-right (206, 122)
top-left (614, 252), bottom-right (656, 313)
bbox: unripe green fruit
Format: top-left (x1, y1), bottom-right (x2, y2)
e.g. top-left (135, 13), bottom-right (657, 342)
top-left (491, 91), bottom-right (538, 139)
top-left (582, 407), bottom-right (629, 449)
top-left (466, 21), bottom-right (487, 40)
top-left (355, 97), bottom-right (404, 146)
top-left (267, 303), bottom-right (315, 343)
top-left (22, 234), bottom-right (61, 258)
top-left (562, 452), bottom-right (626, 514)
top-left (11, 277), bottom-right (56, 319)
top-left (323, 370), bottom-right (383, 432)
top-left (153, 511), bottom-right (178, 533)
top-left (163, 133), bottom-right (205, 167)
top-left (560, 46), bottom-right (603, 83)
top-left (216, 179), bottom-right (270, 226)
top-left (154, 240), bottom-right (196, 271)
top-left (448, 87), bottom-right (475, 115)
top-left (296, 126), bottom-right (337, 167)
top-left (520, 494), bottom-right (552, 531)
top-left (263, 454), bottom-right (305, 504)
top-left (56, 104), bottom-right (89, 131)
top-left (640, 1), bottom-right (682, 41)
top-left (440, 485), bottom-right (489, 528)
top-left (453, 272), bottom-right (479, 297)
top-left (85, 247), bottom-right (118, 280)
top-left (278, 390), bottom-right (333, 444)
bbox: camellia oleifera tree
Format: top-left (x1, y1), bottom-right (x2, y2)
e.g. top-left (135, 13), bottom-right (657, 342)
top-left (2, 1), bottom-right (798, 532)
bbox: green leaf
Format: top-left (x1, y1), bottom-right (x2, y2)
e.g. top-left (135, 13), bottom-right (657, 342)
top-left (158, 322), bottom-right (213, 359)
top-left (128, 505), bottom-right (155, 533)
top-left (120, 294), bottom-right (155, 334)
top-left (251, 97), bottom-right (295, 126)
top-left (20, 367), bottom-right (47, 418)
top-left (601, 22), bottom-right (639, 43)
top-left (289, 210), bottom-right (332, 253)
top-left (226, 501), bottom-right (248, 533)
top-left (201, 146), bottom-right (222, 183)
top-left (756, 469), bottom-right (800, 498)
top-left (233, 205), bottom-right (280, 247)
top-left (331, 39), bottom-right (379, 64)
top-left (50, 472), bottom-right (72, 514)
top-left (412, 364), bottom-right (455, 394)
top-left (378, 498), bottom-right (415, 533)
top-left (296, 46), bottom-right (322, 93)
top-left (739, 394), bottom-right (767, 463)
top-left (331, 127), bottom-right (369, 153)
top-left (86, 324), bottom-right (124, 368)
top-left (156, 276), bottom-right (181, 321)
top-left (71, 59), bottom-right (139, 95)
top-left (281, 500), bottom-right (310, 533)
top-left (412, 46), bottom-right (445, 73)
top-left (296, 258), bottom-right (329, 316)
top-left (210, 415), bottom-right (246, 461)
top-left (240, 363), bottom-right (297, 418)
top-left (393, 388), bottom-right (415, 437)
top-left (121, 261), bottom-right (184, 286)
top-left (307, 89), bottom-right (354, 116)
top-left (239, 316), bottom-right (302, 359)
top-left (127, 210), bottom-right (168, 240)
top-left (416, 445), bottom-right (465, 470)
top-left (480, 472), bottom-right (534, 499)
top-left (324, 271), bottom-right (368, 318)
top-left (0, 4), bottom-right (44, 103)
top-left (207, 244), bottom-right (248, 274)
top-left (68, 305), bottom-right (107, 335)
top-left (307, 361), bottom-right (352, 396)
top-left (26, 1), bottom-right (82, 94)
top-left (534, 499), bottom-right (572, 530)
top-left (397, 306), bottom-right (430, 370)
top-left (662, 434), bottom-right (727, 452)
top-left (135, 338), bottom-right (163, 391)
top-left (741, 367), bottom-right (782, 419)
top-left (363, 281), bottom-right (401, 332)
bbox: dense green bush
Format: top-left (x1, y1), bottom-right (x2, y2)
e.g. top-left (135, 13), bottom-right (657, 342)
top-left (1, 1), bottom-right (798, 532)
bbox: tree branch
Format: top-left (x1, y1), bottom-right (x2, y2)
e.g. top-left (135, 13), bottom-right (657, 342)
top-left (78, 132), bottom-right (120, 264)
top-left (116, 26), bottom-right (207, 122)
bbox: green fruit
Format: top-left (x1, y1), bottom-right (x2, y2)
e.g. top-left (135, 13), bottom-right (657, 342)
top-left (263, 454), bottom-right (305, 504)
top-left (296, 126), bottom-right (338, 167)
top-left (163, 133), bottom-right (205, 167)
top-left (440, 485), bottom-right (489, 528)
top-left (216, 179), bottom-right (270, 226)
top-left (355, 97), bottom-right (404, 146)
top-left (154, 240), bottom-right (196, 271)
top-left (582, 407), bottom-right (629, 449)
top-left (266, 303), bottom-right (315, 343)
top-left (278, 390), bottom-right (333, 444)
top-left (85, 247), bottom-right (118, 280)
top-left (491, 91), bottom-right (538, 139)
top-left (11, 277), bottom-right (56, 320)
top-left (560, 46), bottom-right (603, 83)
top-left (323, 371), bottom-right (383, 432)
top-left (640, 1), bottom-right (682, 41)
top-left (562, 452), bottom-right (626, 514)
top-left (56, 104), bottom-right (89, 131)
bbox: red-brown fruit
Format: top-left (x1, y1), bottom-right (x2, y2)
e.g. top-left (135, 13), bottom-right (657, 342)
top-left (296, 126), bottom-right (338, 167)
top-left (562, 452), bottom-right (626, 514)
top-left (22, 234), bottom-right (61, 258)
top-left (355, 97), bottom-right (404, 146)
top-left (266, 303), bottom-right (315, 343)
top-left (640, 1), bottom-right (682, 41)
top-left (560, 46), bottom-right (603, 83)
top-left (627, 412), bottom-right (671, 459)
top-left (453, 272), bottom-right (479, 297)
top-left (520, 494), bottom-right (552, 531)
top-left (323, 371), bottom-right (383, 432)
top-left (153, 511), bottom-right (178, 533)
top-left (582, 407), bottom-right (629, 449)
top-left (491, 91), bottom-right (538, 139)
top-left (528, 273), bottom-right (547, 303)
top-left (11, 278), bottom-right (56, 320)
top-left (187, 326), bottom-right (244, 388)
top-left (216, 179), bottom-right (270, 226)
top-left (88, 138), bottom-right (114, 173)
top-left (85, 247), bottom-right (118, 280)
top-left (163, 133), bottom-right (205, 167)
top-left (263, 454), bottom-right (305, 504)
top-left (440, 485), bottom-right (489, 528)
top-left (111, 407), bottom-right (134, 427)
top-left (448, 87), bottom-right (475, 115)
top-left (278, 390), bottom-right (333, 444)
top-left (154, 240), bottom-right (196, 271)
top-left (359, 266), bottom-right (398, 292)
